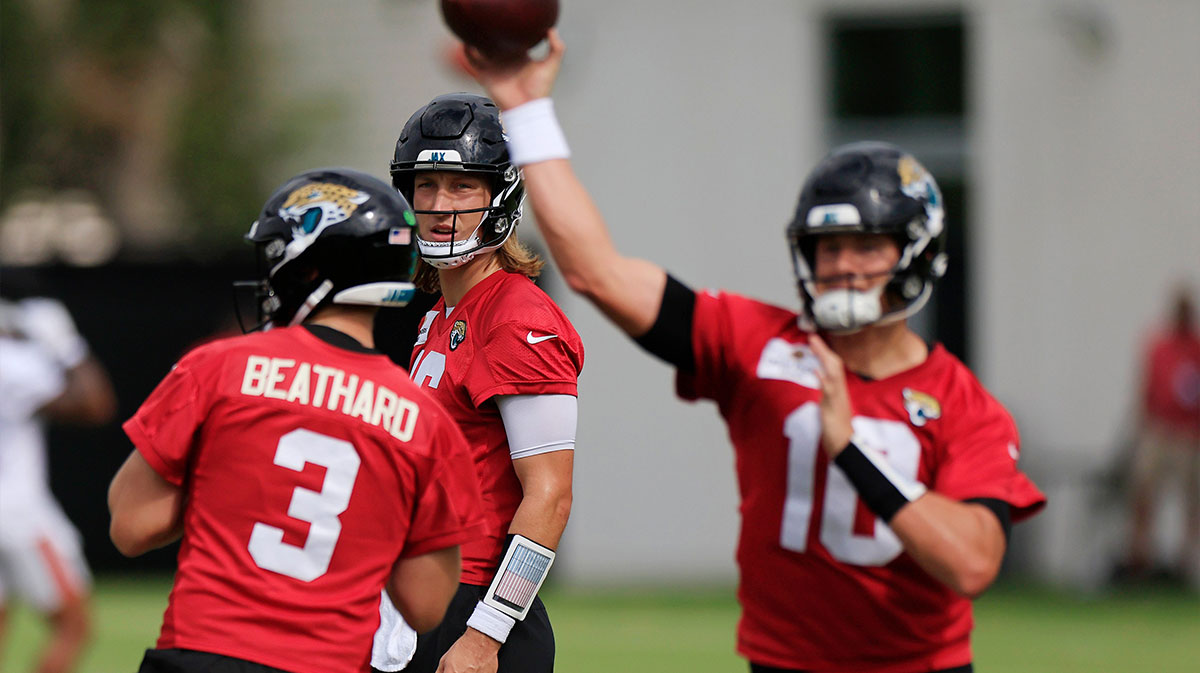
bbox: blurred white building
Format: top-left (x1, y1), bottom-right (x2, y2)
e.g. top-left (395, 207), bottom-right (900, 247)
top-left (251, 0), bottom-right (1200, 589)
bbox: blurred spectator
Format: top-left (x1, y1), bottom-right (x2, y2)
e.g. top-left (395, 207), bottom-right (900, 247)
top-left (0, 289), bottom-right (117, 673)
top-left (1117, 286), bottom-right (1200, 585)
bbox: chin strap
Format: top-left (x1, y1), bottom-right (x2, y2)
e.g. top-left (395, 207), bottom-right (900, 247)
top-left (288, 280), bottom-right (417, 328)
top-left (417, 234), bottom-right (483, 269)
top-left (288, 279), bottom-right (335, 327)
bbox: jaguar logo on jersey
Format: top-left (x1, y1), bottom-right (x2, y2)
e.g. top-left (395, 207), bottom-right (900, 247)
top-left (278, 182), bottom-right (370, 239)
top-left (902, 388), bottom-right (942, 427)
top-left (449, 320), bottom-right (467, 351)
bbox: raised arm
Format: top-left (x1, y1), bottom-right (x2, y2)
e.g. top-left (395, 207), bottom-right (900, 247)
top-left (459, 32), bottom-right (665, 337)
top-left (520, 160), bottom-right (666, 336)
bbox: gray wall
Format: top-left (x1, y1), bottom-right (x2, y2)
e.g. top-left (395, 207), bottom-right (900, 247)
top-left (252, 0), bottom-right (1200, 588)
top-left (973, 0), bottom-right (1200, 587)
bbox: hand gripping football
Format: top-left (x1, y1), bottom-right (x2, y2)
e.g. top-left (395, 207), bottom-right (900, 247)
top-left (440, 0), bottom-right (559, 58)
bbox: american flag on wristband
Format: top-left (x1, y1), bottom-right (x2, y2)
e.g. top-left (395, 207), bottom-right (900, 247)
top-left (494, 545), bottom-right (552, 609)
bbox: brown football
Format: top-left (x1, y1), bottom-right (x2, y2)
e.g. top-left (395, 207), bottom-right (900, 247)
top-left (440, 0), bottom-right (559, 58)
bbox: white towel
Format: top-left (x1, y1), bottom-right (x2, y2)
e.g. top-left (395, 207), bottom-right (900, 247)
top-left (371, 590), bottom-right (418, 671)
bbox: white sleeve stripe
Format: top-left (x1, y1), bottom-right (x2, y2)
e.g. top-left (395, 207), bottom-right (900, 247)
top-left (510, 440), bottom-right (575, 460)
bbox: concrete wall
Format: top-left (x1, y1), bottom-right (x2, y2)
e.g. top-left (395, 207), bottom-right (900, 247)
top-left (250, 0), bottom-right (1200, 587)
top-left (973, 0), bottom-right (1200, 587)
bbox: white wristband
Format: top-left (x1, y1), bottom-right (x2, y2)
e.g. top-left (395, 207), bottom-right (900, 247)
top-left (467, 601), bottom-right (517, 644)
top-left (502, 98), bottom-right (570, 166)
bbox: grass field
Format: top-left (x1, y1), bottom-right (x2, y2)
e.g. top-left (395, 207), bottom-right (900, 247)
top-left (3, 576), bottom-right (1196, 672)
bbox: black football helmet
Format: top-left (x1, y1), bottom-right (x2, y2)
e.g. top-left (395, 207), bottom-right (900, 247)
top-left (787, 141), bottom-right (948, 332)
top-left (390, 93), bottom-right (524, 268)
top-left (244, 167), bottom-right (419, 328)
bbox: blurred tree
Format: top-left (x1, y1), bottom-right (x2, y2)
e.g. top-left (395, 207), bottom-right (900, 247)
top-left (0, 0), bottom-right (314, 257)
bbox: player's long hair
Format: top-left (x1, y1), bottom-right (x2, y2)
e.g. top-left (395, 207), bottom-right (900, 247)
top-left (414, 235), bottom-right (545, 294)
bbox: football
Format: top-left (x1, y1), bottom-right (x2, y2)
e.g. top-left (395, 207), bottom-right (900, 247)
top-left (440, 0), bottom-right (558, 58)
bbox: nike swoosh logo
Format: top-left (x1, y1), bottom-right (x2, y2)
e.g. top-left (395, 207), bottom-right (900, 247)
top-left (526, 331), bottom-right (558, 345)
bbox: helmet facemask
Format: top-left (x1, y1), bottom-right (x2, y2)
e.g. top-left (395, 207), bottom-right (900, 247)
top-left (409, 164), bottom-right (524, 269)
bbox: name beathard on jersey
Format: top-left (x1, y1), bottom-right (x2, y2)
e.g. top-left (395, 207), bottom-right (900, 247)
top-left (240, 356), bottom-right (419, 441)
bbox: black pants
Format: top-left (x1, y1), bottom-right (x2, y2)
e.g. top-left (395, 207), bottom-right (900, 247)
top-left (378, 583), bottom-right (554, 673)
top-left (138, 648), bottom-right (292, 673)
top-left (750, 664), bottom-right (972, 673)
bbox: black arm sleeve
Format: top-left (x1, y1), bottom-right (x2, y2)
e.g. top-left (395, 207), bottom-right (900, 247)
top-left (632, 274), bottom-right (697, 373)
top-left (965, 497), bottom-right (1012, 542)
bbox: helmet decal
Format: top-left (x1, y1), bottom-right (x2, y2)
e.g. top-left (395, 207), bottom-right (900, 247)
top-left (415, 149), bottom-right (464, 164)
top-left (278, 182), bottom-right (370, 237)
top-left (388, 226), bottom-right (412, 245)
top-left (898, 155), bottom-right (944, 237)
top-left (806, 203), bottom-right (862, 227)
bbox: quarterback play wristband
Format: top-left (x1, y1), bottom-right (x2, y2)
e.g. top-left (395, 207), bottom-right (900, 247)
top-left (833, 438), bottom-right (928, 522)
top-left (482, 534), bottom-right (556, 621)
top-left (502, 98), bottom-right (570, 166)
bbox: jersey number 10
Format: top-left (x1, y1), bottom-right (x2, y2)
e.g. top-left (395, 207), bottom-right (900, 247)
top-left (780, 402), bottom-right (922, 566)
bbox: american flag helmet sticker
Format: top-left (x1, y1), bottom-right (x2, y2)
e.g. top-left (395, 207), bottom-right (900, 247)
top-left (388, 227), bottom-right (411, 245)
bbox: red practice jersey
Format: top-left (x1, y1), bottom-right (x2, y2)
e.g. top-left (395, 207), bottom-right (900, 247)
top-left (678, 290), bottom-right (1046, 673)
top-left (123, 326), bottom-right (484, 673)
top-left (1142, 329), bottom-right (1200, 436)
top-left (409, 271), bottom-right (583, 585)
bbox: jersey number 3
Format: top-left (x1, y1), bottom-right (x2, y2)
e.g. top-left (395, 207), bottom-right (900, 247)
top-left (247, 428), bottom-right (362, 581)
top-left (780, 402), bottom-right (921, 566)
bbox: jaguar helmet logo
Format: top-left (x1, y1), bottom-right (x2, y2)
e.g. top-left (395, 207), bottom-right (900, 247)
top-left (896, 155), bottom-right (944, 237)
top-left (278, 182), bottom-right (370, 239)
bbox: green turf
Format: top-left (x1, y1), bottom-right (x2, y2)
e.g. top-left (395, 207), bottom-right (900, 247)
top-left (2, 575), bottom-right (171, 673)
top-left (971, 583), bottom-right (1200, 673)
top-left (3, 577), bottom-right (1196, 672)
top-left (550, 585), bottom-right (742, 672)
